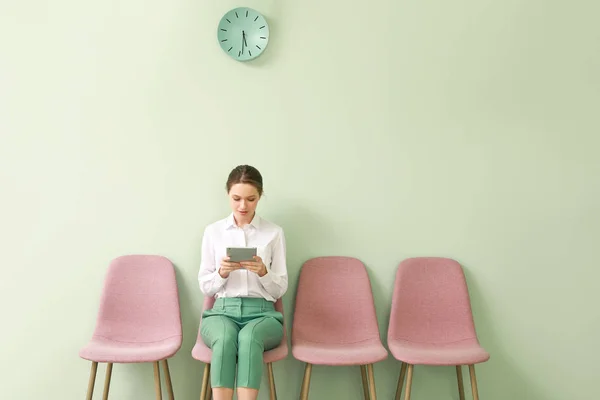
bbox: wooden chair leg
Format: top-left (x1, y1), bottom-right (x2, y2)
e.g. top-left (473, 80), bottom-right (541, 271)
top-left (395, 363), bottom-right (407, 400)
top-left (366, 364), bottom-right (377, 400)
top-left (360, 365), bottom-right (370, 400)
top-left (200, 363), bottom-right (211, 400)
top-left (162, 360), bottom-right (174, 400)
top-left (102, 363), bottom-right (113, 400)
top-left (86, 361), bottom-right (98, 400)
top-left (456, 365), bottom-right (465, 400)
top-left (403, 364), bottom-right (414, 400)
top-left (469, 365), bottom-right (479, 400)
top-left (153, 361), bottom-right (162, 400)
top-left (267, 362), bottom-right (277, 400)
top-left (300, 363), bottom-right (313, 400)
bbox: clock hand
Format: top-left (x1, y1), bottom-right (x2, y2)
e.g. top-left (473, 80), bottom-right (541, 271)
top-left (243, 30), bottom-right (248, 47)
top-left (241, 32), bottom-right (244, 54)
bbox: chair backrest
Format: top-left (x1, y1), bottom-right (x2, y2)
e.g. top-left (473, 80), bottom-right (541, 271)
top-left (292, 256), bottom-right (381, 344)
top-left (92, 255), bottom-right (182, 342)
top-left (202, 295), bottom-right (216, 313)
top-left (388, 257), bottom-right (477, 343)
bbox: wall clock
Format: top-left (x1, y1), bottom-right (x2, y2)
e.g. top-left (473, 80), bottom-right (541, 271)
top-left (217, 7), bottom-right (270, 61)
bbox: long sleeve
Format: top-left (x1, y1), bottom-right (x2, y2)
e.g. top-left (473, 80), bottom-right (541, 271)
top-left (198, 226), bottom-right (228, 296)
top-left (258, 228), bottom-right (288, 299)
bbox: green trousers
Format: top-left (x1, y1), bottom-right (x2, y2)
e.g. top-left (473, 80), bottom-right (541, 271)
top-left (201, 297), bottom-right (284, 389)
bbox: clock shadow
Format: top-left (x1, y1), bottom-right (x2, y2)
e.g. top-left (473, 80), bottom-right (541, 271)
top-left (243, 13), bottom-right (281, 68)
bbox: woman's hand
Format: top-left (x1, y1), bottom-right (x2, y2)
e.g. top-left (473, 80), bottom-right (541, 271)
top-left (241, 256), bottom-right (267, 277)
top-left (219, 256), bottom-right (241, 278)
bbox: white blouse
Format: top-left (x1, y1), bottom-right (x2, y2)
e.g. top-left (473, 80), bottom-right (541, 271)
top-left (198, 213), bottom-right (288, 302)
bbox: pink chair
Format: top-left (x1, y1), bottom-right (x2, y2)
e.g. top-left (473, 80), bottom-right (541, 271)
top-left (191, 296), bottom-right (289, 400)
top-left (291, 256), bottom-right (388, 400)
top-left (387, 257), bottom-right (490, 400)
top-left (79, 255), bottom-right (183, 400)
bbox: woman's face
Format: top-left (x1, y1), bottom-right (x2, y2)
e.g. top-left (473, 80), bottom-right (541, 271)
top-left (229, 183), bottom-right (260, 223)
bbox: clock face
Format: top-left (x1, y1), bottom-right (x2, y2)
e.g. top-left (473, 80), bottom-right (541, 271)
top-left (217, 7), bottom-right (270, 62)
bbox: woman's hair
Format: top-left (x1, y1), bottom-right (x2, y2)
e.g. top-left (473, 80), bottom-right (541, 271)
top-left (226, 165), bottom-right (264, 196)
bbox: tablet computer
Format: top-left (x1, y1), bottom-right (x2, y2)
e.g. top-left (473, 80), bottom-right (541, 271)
top-left (226, 247), bottom-right (257, 262)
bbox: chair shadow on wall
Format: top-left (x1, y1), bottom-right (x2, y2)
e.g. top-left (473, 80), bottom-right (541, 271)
top-left (273, 207), bottom-right (408, 399)
top-left (122, 262), bottom-right (206, 399)
top-left (362, 260), bottom-right (399, 399)
top-left (461, 263), bottom-right (547, 400)
top-left (127, 260), bottom-right (206, 399)
top-left (268, 205), bottom-right (352, 398)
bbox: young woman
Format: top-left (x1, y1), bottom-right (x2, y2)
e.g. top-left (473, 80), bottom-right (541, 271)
top-left (198, 165), bottom-right (288, 400)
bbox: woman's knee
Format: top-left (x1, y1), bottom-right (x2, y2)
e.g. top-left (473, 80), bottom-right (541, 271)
top-left (213, 332), bottom-right (237, 348)
top-left (201, 316), bottom-right (238, 348)
top-left (237, 328), bottom-right (258, 348)
top-left (238, 317), bottom-right (282, 348)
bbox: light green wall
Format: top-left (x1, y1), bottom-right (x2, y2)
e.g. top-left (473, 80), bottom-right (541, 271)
top-left (1, 0), bottom-right (598, 399)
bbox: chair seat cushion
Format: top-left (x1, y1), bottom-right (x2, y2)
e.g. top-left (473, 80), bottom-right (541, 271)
top-left (79, 335), bottom-right (182, 363)
top-left (292, 339), bottom-right (388, 366)
top-left (388, 338), bottom-right (490, 366)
